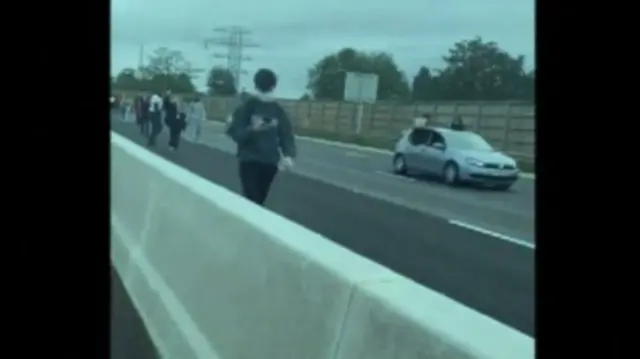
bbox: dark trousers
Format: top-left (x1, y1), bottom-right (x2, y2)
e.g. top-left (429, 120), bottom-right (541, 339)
top-left (168, 128), bottom-right (181, 149)
top-left (146, 116), bottom-right (162, 147)
top-left (239, 161), bottom-right (278, 206)
top-left (139, 116), bottom-right (149, 136)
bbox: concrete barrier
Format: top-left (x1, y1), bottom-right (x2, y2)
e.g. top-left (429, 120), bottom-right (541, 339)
top-left (110, 131), bottom-right (534, 359)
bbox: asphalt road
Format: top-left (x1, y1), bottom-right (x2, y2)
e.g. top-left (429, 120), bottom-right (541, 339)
top-left (111, 264), bottom-right (160, 359)
top-left (111, 121), bottom-right (535, 337)
top-left (199, 121), bottom-right (535, 244)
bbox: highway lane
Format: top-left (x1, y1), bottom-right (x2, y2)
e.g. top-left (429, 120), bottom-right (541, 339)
top-left (200, 121), bottom-right (535, 244)
top-left (111, 264), bottom-right (160, 359)
top-left (112, 122), bottom-right (535, 337)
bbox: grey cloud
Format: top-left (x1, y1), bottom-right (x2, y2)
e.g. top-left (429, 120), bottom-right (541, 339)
top-left (111, 0), bottom-right (534, 98)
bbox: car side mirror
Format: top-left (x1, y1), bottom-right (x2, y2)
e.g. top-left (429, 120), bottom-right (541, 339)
top-left (432, 142), bottom-right (445, 150)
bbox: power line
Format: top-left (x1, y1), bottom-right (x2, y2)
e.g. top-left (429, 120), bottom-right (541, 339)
top-left (137, 44), bottom-right (144, 69)
top-left (135, 44), bottom-right (146, 79)
top-left (204, 26), bottom-right (259, 90)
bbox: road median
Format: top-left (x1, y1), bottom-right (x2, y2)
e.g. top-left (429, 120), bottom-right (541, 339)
top-left (111, 130), bottom-right (534, 359)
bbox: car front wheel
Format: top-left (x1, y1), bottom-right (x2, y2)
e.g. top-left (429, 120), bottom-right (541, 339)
top-left (393, 154), bottom-right (407, 175)
top-left (442, 162), bottom-right (460, 186)
top-left (493, 183), bottom-right (513, 191)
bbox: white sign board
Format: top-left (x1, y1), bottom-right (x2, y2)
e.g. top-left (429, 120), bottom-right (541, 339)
top-left (343, 72), bottom-right (378, 103)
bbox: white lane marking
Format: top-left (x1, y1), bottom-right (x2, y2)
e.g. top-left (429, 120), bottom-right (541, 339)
top-left (448, 220), bottom-right (535, 250)
top-left (375, 170), bottom-right (416, 182)
top-left (187, 129), bottom-right (535, 250)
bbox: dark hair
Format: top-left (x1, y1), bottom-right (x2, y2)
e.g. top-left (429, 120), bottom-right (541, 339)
top-left (253, 68), bottom-right (278, 93)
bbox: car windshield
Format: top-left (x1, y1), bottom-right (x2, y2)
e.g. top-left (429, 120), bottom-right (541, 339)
top-left (443, 131), bottom-right (494, 151)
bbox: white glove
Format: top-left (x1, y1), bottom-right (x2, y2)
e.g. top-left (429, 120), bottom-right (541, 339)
top-left (280, 156), bottom-right (295, 171)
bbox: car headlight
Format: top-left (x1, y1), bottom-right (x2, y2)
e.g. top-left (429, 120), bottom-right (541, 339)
top-left (465, 158), bottom-right (484, 167)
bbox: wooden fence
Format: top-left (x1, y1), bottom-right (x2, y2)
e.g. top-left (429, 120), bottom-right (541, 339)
top-left (114, 92), bottom-right (535, 160)
top-left (201, 97), bottom-right (535, 160)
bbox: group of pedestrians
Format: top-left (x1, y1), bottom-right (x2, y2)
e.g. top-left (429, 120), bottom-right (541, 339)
top-left (131, 91), bottom-right (208, 151)
top-left (117, 67), bottom-right (296, 208)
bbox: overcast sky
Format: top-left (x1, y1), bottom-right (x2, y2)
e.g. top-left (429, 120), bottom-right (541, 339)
top-left (111, 0), bottom-right (534, 99)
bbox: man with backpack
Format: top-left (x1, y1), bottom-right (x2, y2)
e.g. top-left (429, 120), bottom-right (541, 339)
top-left (226, 68), bottom-right (296, 206)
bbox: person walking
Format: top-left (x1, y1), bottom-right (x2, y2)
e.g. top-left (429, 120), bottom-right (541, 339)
top-left (164, 95), bottom-right (186, 151)
top-left (226, 68), bottom-right (296, 206)
top-left (450, 115), bottom-right (466, 131)
top-left (110, 95), bottom-right (117, 121)
top-left (139, 94), bottom-right (150, 136)
top-left (134, 95), bottom-right (143, 131)
top-left (189, 95), bottom-right (207, 142)
top-left (146, 92), bottom-right (164, 147)
top-left (161, 90), bottom-right (172, 126)
top-left (119, 95), bottom-right (128, 122)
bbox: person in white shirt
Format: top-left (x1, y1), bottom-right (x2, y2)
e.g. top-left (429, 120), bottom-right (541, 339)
top-left (188, 95), bottom-right (207, 142)
top-left (148, 93), bottom-right (163, 112)
top-left (413, 113), bottom-right (431, 128)
top-left (109, 96), bottom-right (117, 121)
top-left (147, 93), bottom-right (164, 147)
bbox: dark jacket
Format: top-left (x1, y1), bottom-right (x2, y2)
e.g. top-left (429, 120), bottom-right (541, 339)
top-left (164, 101), bottom-right (178, 126)
top-left (226, 93), bottom-right (296, 165)
top-left (451, 117), bottom-right (466, 131)
top-left (139, 98), bottom-right (149, 119)
top-left (164, 101), bottom-right (187, 131)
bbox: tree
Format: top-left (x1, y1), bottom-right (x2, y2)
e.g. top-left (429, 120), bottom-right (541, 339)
top-left (411, 66), bottom-right (442, 102)
top-left (144, 47), bottom-right (201, 79)
top-left (113, 68), bottom-right (142, 91)
top-left (306, 48), bottom-right (411, 101)
top-left (520, 70), bottom-right (535, 101)
top-left (206, 66), bottom-right (237, 96)
top-left (111, 47), bottom-right (198, 94)
top-left (142, 47), bottom-right (199, 93)
top-left (412, 37), bottom-right (533, 101)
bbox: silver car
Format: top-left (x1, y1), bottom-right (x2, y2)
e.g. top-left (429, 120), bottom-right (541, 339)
top-left (392, 126), bottom-right (520, 190)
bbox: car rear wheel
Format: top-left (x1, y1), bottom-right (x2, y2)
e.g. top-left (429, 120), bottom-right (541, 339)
top-left (493, 183), bottom-right (513, 191)
top-left (393, 154), bottom-right (407, 174)
top-left (442, 162), bottom-right (459, 186)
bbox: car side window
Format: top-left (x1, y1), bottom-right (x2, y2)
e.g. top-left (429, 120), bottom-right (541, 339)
top-left (408, 129), bottom-right (431, 146)
top-left (428, 131), bottom-right (446, 147)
